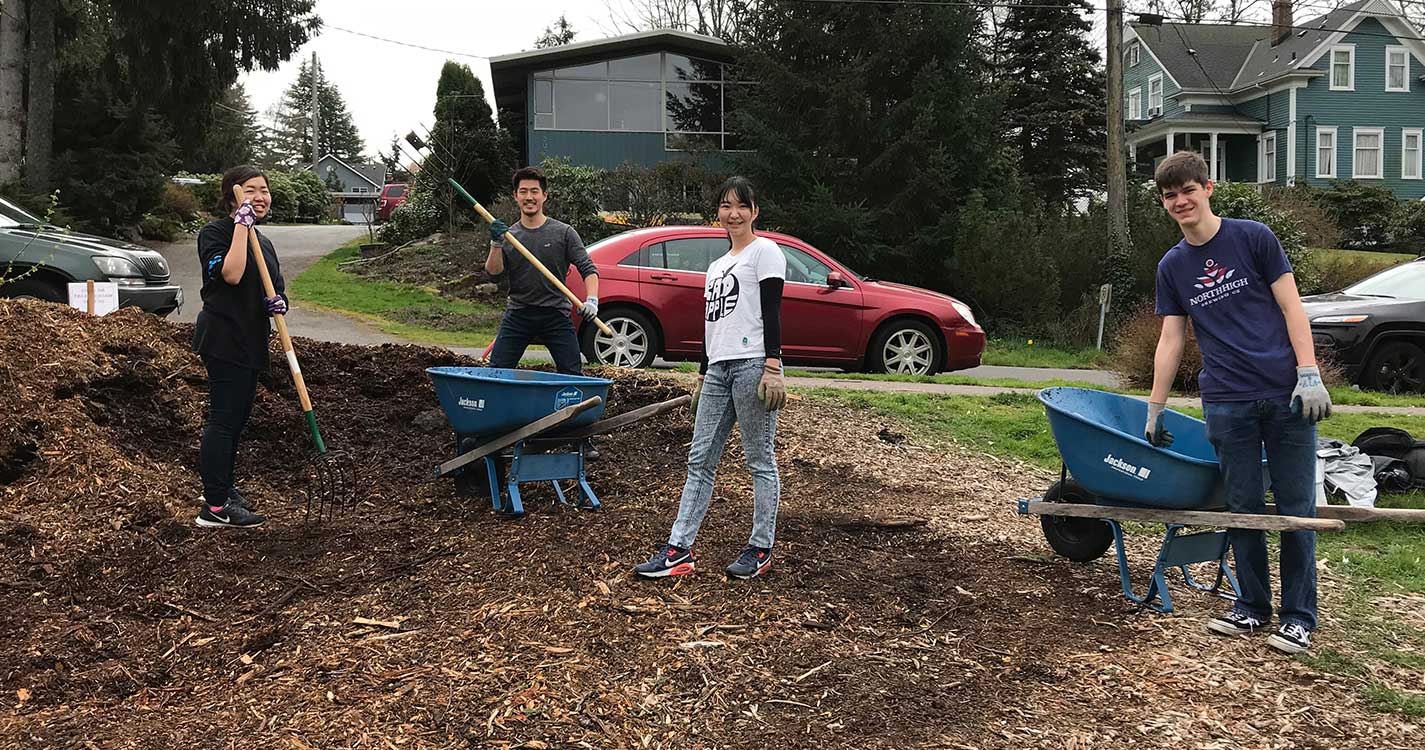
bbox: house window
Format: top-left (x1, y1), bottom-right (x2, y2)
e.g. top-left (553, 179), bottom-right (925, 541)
top-left (1148, 74), bottom-right (1163, 115)
top-left (1127, 88), bottom-right (1141, 120)
top-left (1263, 132), bottom-right (1277, 182)
top-left (352, 186), bottom-right (368, 194)
top-left (1127, 42), bottom-right (1141, 67)
top-left (1387, 46), bottom-right (1410, 92)
top-left (1404, 128), bottom-right (1422, 179)
top-left (1330, 45), bottom-right (1355, 91)
top-left (1354, 127), bottom-right (1384, 179)
top-left (1316, 127), bottom-right (1337, 179)
top-left (533, 78), bottom-right (553, 129)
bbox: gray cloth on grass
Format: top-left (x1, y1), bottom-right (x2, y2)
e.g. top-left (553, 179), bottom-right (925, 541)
top-left (1317, 439), bottom-right (1378, 508)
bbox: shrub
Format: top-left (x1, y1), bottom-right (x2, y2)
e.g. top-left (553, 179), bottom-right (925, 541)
top-left (944, 196), bottom-right (1061, 334)
top-left (538, 157), bottom-right (618, 243)
top-left (178, 172), bottom-right (223, 215)
top-left (137, 213), bottom-right (183, 242)
top-left (1390, 200), bottom-right (1425, 251)
top-left (287, 170), bottom-right (332, 221)
top-left (378, 181), bottom-right (443, 244)
top-left (1313, 249), bottom-right (1412, 292)
top-left (1264, 184), bottom-right (1338, 249)
top-left (1318, 180), bottom-right (1397, 248)
top-left (1210, 181), bottom-right (1320, 293)
top-left (1108, 304), bottom-right (1203, 393)
top-left (263, 172), bottom-right (301, 224)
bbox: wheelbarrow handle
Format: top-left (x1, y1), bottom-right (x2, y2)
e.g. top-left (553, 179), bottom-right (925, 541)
top-left (447, 178), bottom-right (615, 337)
top-left (234, 186), bottom-right (328, 455)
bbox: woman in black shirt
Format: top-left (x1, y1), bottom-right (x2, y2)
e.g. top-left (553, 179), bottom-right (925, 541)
top-left (192, 165), bottom-right (287, 529)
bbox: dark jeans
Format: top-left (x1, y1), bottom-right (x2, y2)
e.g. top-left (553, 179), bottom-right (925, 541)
top-left (199, 356), bottom-right (259, 506)
top-left (1204, 397), bottom-right (1318, 630)
top-left (488, 306), bottom-right (583, 375)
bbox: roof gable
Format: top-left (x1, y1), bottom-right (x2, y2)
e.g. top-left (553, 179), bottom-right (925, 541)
top-left (1129, 22), bottom-right (1263, 92)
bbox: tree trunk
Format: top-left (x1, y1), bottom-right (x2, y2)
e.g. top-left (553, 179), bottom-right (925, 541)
top-left (0, 0), bottom-right (27, 185)
top-left (23, 0), bottom-right (52, 194)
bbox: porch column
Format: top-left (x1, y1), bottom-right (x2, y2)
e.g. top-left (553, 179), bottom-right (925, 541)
top-left (1166, 131), bottom-right (1174, 156)
top-left (1210, 132), bottom-right (1219, 182)
top-left (1128, 141), bottom-right (1136, 164)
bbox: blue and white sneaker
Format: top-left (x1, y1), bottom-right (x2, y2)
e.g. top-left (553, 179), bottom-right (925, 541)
top-left (725, 546), bottom-right (773, 580)
top-left (1206, 609), bottom-right (1267, 636)
top-left (1267, 622), bottom-right (1312, 654)
top-left (633, 544), bottom-right (696, 578)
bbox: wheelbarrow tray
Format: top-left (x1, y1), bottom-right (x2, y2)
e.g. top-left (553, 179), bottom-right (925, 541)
top-left (1039, 387), bottom-right (1241, 510)
top-left (427, 367), bottom-right (613, 437)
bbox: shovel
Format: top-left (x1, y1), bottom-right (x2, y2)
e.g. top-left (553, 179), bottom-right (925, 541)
top-left (235, 187), bottom-right (357, 524)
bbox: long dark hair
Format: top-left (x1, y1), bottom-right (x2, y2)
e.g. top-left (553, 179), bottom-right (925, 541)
top-left (716, 176), bottom-right (757, 214)
top-left (218, 165), bottom-right (268, 214)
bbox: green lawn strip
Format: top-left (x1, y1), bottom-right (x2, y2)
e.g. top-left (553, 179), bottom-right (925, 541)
top-left (980, 338), bottom-right (1111, 370)
top-left (1312, 248), bottom-right (1416, 265)
top-left (287, 242), bottom-right (507, 349)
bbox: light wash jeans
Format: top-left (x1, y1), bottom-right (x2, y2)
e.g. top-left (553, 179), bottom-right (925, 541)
top-left (1205, 397), bottom-right (1318, 630)
top-left (668, 357), bottom-right (781, 549)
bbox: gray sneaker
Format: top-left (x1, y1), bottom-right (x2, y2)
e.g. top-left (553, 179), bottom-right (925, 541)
top-left (725, 546), bottom-right (773, 580)
top-left (1267, 622), bottom-right (1312, 654)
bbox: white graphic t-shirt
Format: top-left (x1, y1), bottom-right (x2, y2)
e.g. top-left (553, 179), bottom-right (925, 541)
top-left (704, 236), bottom-right (786, 365)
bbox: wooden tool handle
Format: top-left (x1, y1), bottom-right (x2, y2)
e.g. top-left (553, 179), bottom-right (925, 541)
top-left (234, 187), bottom-right (314, 415)
top-left (448, 179), bottom-right (614, 337)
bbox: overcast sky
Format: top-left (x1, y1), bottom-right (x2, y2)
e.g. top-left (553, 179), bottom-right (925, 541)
top-left (241, 0), bottom-right (617, 162)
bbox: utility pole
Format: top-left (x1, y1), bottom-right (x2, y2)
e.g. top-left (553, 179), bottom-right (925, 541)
top-left (310, 51), bottom-right (321, 170)
top-left (1106, 0), bottom-right (1129, 257)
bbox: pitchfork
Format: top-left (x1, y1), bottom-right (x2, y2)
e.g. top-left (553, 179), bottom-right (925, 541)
top-left (235, 188), bottom-right (358, 524)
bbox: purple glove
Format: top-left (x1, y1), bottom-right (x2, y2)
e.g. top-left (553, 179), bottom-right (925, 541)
top-left (265, 295), bottom-right (287, 316)
top-left (233, 201), bottom-right (257, 228)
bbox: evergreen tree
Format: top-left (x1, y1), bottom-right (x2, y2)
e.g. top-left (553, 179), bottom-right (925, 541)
top-left (426, 60), bottom-right (515, 211)
top-left (268, 57), bottom-right (366, 169)
top-left (185, 84), bottom-right (259, 172)
top-left (378, 136), bottom-right (414, 182)
top-left (998, 0), bottom-right (1105, 209)
top-left (534, 15), bottom-right (576, 48)
top-left (731, 0), bottom-right (1015, 290)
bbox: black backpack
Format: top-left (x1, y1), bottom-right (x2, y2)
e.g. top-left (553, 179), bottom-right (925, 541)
top-left (1352, 427), bottom-right (1425, 490)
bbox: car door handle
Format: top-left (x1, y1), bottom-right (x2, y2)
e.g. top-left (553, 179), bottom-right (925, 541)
top-left (650, 273), bottom-right (679, 281)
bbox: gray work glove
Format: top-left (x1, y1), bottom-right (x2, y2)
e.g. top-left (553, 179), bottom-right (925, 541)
top-left (578, 296), bottom-right (599, 319)
top-left (1145, 401), bottom-right (1174, 447)
top-left (757, 363), bottom-right (786, 412)
top-left (690, 375), bottom-right (703, 413)
top-left (1291, 365), bottom-right (1332, 423)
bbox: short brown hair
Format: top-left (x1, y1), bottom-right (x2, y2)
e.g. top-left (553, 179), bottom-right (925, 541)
top-left (511, 166), bottom-right (547, 192)
top-left (218, 165), bottom-right (267, 214)
top-left (1154, 151), bottom-right (1210, 194)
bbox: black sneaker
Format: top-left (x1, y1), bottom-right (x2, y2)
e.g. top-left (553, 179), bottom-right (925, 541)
top-left (1206, 609), bottom-right (1268, 636)
top-left (633, 544), bottom-right (696, 578)
top-left (583, 439), bottom-right (601, 462)
top-left (726, 546), bottom-right (773, 580)
top-left (195, 501), bottom-right (266, 529)
top-left (198, 488), bottom-right (257, 512)
top-left (1267, 622), bottom-right (1312, 655)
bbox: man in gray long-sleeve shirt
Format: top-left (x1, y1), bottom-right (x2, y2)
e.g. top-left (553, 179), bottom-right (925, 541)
top-left (484, 166), bottom-right (600, 374)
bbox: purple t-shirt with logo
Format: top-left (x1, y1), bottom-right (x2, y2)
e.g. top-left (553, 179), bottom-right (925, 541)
top-left (1155, 218), bottom-right (1296, 403)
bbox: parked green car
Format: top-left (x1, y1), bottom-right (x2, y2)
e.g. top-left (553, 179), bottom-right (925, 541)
top-left (0, 196), bottom-right (182, 316)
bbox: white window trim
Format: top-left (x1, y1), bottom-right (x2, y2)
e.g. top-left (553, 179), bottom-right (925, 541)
top-left (1128, 42), bottom-right (1141, 67)
top-left (1353, 127), bottom-right (1385, 179)
top-left (1386, 46), bottom-right (1410, 92)
top-left (1127, 88), bottom-right (1142, 120)
top-left (1404, 128), bottom-right (1423, 180)
top-left (1316, 126), bottom-right (1337, 179)
top-left (1148, 73), bottom-right (1163, 114)
top-left (1262, 132), bottom-right (1277, 183)
top-left (1330, 45), bottom-right (1355, 91)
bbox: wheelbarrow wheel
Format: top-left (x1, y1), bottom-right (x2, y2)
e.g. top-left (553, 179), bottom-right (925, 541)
top-left (1040, 479), bottom-right (1114, 563)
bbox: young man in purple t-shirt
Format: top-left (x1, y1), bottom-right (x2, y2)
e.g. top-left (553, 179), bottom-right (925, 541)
top-left (1146, 151), bottom-right (1332, 655)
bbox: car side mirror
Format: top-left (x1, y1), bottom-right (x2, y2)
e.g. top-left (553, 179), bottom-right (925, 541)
top-left (826, 271), bottom-right (847, 288)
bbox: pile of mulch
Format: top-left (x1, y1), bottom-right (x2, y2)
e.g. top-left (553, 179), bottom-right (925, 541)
top-left (0, 300), bottom-right (1417, 749)
top-left (346, 232), bottom-right (506, 305)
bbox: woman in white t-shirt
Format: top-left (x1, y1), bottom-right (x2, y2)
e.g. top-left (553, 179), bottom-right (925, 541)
top-left (634, 177), bottom-right (787, 581)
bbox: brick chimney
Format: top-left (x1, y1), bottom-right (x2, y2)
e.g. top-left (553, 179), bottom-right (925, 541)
top-left (1273, 0), bottom-right (1293, 46)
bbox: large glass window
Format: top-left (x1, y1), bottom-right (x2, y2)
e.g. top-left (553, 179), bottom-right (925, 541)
top-left (610, 81), bottom-right (660, 131)
top-left (1354, 128), bottom-right (1383, 179)
top-left (553, 79), bottom-right (608, 130)
top-left (533, 79), bottom-right (553, 129)
top-left (665, 54), bottom-right (721, 82)
top-left (609, 53), bottom-right (660, 81)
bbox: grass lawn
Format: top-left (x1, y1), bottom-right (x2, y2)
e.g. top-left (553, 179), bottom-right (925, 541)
top-left (980, 337), bottom-right (1110, 369)
top-left (286, 241), bottom-right (506, 350)
top-left (810, 387), bottom-right (1425, 716)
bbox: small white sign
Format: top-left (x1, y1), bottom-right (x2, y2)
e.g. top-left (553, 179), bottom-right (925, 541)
top-left (68, 282), bottom-right (119, 316)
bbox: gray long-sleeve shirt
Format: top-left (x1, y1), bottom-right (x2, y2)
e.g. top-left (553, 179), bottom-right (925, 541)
top-left (496, 217), bottom-right (597, 313)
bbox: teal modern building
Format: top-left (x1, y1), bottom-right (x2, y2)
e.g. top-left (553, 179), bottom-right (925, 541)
top-left (1125, 0), bottom-right (1425, 198)
top-left (491, 30), bottom-right (739, 169)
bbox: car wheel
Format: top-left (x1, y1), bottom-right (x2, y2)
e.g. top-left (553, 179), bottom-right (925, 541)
top-left (867, 319), bottom-right (942, 375)
top-left (1363, 340), bottom-right (1425, 394)
top-left (0, 276), bottom-right (64, 304)
top-left (1039, 479), bottom-right (1113, 563)
top-left (582, 308), bottom-right (659, 369)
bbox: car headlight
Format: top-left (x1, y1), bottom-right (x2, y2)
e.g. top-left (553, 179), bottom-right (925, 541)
top-left (951, 300), bottom-right (979, 328)
top-left (1311, 314), bottom-right (1370, 324)
top-left (93, 256), bottom-right (143, 279)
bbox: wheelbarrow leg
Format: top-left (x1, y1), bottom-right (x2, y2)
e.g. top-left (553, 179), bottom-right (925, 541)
top-left (577, 444), bottom-right (599, 510)
top-left (505, 443), bottom-right (526, 516)
top-left (484, 456), bottom-right (503, 512)
top-left (1110, 520), bottom-right (1176, 613)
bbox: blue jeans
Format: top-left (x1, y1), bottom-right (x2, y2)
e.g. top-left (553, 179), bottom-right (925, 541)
top-left (1204, 398), bottom-right (1318, 630)
top-left (489, 306), bottom-right (582, 375)
top-left (669, 358), bottom-right (781, 550)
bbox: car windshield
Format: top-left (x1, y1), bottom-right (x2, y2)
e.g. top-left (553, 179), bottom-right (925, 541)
top-left (0, 196), bottom-right (44, 228)
top-left (1342, 260), bottom-right (1425, 300)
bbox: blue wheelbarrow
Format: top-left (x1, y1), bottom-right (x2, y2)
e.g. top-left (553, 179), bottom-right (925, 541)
top-left (427, 367), bottom-right (689, 515)
top-left (1017, 387), bottom-right (1345, 613)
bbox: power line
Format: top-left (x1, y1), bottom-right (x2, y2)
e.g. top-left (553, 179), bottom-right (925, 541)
top-left (325, 24), bottom-right (489, 60)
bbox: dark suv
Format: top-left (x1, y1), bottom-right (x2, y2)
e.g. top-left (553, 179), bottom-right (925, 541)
top-left (0, 196), bottom-right (182, 316)
top-left (1303, 257), bottom-right (1425, 393)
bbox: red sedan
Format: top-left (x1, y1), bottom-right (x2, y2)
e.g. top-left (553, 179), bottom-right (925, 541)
top-left (564, 227), bottom-right (984, 374)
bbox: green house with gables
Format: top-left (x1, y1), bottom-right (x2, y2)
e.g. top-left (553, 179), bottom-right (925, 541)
top-left (1125, 0), bottom-right (1425, 198)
